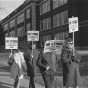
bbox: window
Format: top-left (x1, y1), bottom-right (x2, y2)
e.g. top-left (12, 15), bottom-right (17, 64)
top-left (53, 10), bottom-right (68, 27)
top-left (26, 23), bottom-right (31, 31)
top-left (47, 0), bottom-right (50, 11)
top-left (10, 19), bottom-right (15, 28)
top-left (17, 26), bottom-right (24, 37)
top-left (58, 0), bottom-right (63, 7)
top-left (10, 30), bottom-right (15, 37)
top-left (43, 19), bottom-right (47, 30)
top-left (58, 12), bottom-right (63, 26)
top-left (54, 31), bottom-right (69, 40)
top-left (17, 13), bottom-right (24, 24)
top-left (4, 24), bottom-right (8, 31)
top-left (40, 4), bottom-right (43, 15)
top-left (5, 33), bottom-right (8, 37)
top-left (53, 14), bottom-right (58, 27)
top-left (40, 35), bottom-right (51, 47)
top-left (43, 2), bottom-right (47, 14)
top-left (63, 0), bottom-right (67, 4)
top-left (64, 31), bottom-right (69, 39)
top-left (40, 17), bottom-right (51, 31)
top-left (40, 0), bottom-right (50, 15)
top-left (53, 0), bottom-right (58, 9)
top-left (53, 0), bottom-right (67, 9)
top-left (63, 10), bottom-right (68, 24)
top-left (47, 18), bottom-right (51, 28)
top-left (40, 21), bottom-right (43, 31)
top-left (26, 8), bottom-right (30, 19)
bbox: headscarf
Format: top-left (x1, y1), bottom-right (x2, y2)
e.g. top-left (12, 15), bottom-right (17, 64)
top-left (62, 38), bottom-right (73, 51)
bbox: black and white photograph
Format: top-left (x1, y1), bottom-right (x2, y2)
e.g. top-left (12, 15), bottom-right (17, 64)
top-left (0, 0), bottom-right (88, 88)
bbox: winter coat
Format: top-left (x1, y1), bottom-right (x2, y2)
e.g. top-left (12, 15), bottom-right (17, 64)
top-left (10, 51), bottom-right (25, 79)
top-left (36, 51), bottom-right (57, 75)
top-left (24, 49), bottom-right (39, 77)
top-left (61, 48), bottom-right (82, 87)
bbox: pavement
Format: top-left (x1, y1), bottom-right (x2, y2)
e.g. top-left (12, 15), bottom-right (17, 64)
top-left (0, 53), bottom-right (44, 88)
top-left (0, 50), bottom-right (88, 88)
top-left (0, 71), bottom-right (44, 88)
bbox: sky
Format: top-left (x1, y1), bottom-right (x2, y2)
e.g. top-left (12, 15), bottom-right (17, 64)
top-left (0, 0), bottom-right (25, 20)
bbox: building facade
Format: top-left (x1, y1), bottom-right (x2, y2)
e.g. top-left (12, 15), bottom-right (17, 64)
top-left (1, 0), bottom-right (88, 50)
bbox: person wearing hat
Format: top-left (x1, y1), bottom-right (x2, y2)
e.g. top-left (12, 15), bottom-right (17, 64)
top-left (61, 38), bottom-right (82, 88)
top-left (24, 43), bottom-right (39, 88)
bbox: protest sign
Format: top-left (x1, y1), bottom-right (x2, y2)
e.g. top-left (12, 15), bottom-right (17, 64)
top-left (27, 31), bottom-right (39, 41)
top-left (5, 37), bottom-right (18, 49)
top-left (43, 40), bottom-right (64, 54)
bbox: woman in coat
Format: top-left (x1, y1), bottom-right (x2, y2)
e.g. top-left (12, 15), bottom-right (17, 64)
top-left (9, 49), bottom-right (25, 88)
top-left (61, 38), bottom-right (82, 88)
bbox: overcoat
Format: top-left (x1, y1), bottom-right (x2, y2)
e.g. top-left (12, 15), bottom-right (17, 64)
top-left (24, 49), bottom-right (39, 77)
top-left (61, 48), bottom-right (82, 87)
top-left (10, 52), bottom-right (25, 79)
top-left (36, 51), bottom-right (57, 75)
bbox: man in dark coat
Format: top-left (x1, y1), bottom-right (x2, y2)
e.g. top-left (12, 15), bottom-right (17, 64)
top-left (61, 38), bottom-right (82, 88)
top-left (36, 50), bottom-right (57, 88)
top-left (24, 43), bottom-right (39, 88)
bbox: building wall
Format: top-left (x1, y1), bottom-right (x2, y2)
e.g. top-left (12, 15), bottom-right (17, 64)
top-left (1, 0), bottom-right (88, 50)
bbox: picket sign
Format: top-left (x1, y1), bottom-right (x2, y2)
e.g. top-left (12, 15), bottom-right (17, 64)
top-left (5, 37), bottom-right (18, 49)
top-left (69, 17), bottom-right (78, 55)
top-left (27, 31), bottom-right (39, 57)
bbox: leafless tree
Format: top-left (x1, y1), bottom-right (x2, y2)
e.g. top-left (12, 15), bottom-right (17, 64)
top-left (0, 2), bottom-right (8, 20)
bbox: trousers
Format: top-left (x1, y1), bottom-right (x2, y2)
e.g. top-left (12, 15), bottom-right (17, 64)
top-left (42, 74), bottom-right (54, 88)
top-left (29, 76), bottom-right (35, 88)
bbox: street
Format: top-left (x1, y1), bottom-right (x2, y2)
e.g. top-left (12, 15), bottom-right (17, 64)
top-left (0, 53), bottom-right (44, 88)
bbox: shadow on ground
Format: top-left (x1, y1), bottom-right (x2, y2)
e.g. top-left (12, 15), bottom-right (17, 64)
top-left (0, 66), bottom-right (10, 72)
top-left (0, 82), bottom-right (26, 88)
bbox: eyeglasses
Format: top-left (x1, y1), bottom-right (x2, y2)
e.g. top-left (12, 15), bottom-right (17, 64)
top-left (69, 42), bottom-right (73, 45)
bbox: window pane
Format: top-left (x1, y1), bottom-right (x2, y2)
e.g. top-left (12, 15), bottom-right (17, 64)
top-left (47, 0), bottom-right (50, 11)
top-left (40, 5), bottom-right (43, 15)
top-left (59, 32), bottom-right (64, 40)
top-left (53, 15), bottom-right (57, 27)
top-left (53, 0), bottom-right (58, 9)
top-left (40, 21), bottom-right (43, 31)
top-left (58, 0), bottom-right (63, 7)
top-left (43, 19), bottom-right (47, 30)
top-left (47, 17), bottom-right (51, 29)
top-left (64, 31), bottom-right (69, 39)
top-left (58, 13), bottom-right (63, 25)
top-left (63, 10), bottom-right (68, 24)
top-left (26, 8), bottom-right (30, 19)
top-left (63, 0), bottom-right (67, 4)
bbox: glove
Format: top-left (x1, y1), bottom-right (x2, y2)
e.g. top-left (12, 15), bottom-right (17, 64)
top-left (71, 56), bottom-right (77, 62)
top-left (46, 66), bottom-right (50, 70)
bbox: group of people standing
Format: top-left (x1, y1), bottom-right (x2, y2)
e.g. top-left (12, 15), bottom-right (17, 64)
top-left (8, 38), bottom-right (82, 88)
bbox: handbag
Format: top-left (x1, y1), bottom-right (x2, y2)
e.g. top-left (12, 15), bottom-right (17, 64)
top-left (7, 55), bottom-right (14, 66)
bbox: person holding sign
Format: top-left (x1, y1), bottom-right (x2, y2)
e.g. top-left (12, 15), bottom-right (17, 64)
top-left (36, 47), bottom-right (57, 88)
top-left (24, 43), bottom-right (39, 88)
top-left (61, 38), bottom-right (81, 88)
top-left (8, 48), bottom-right (25, 88)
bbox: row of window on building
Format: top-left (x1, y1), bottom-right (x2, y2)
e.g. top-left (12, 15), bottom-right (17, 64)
top-left (40, 0), bottom-right (67, 15)
top-left (4, 0), bottom-right (67, 31)
top-left (40, 10), bottom-right (68, 31)
top-left (4, 7), bottom-right (31, 31)
top-left (5, 23), bottom-right (31, 37)
top-left (5, 9), bottom-right (68, 37)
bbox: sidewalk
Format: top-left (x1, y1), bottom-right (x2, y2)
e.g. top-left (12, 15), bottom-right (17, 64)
top-left (0, 71), bottom-right (44, 88)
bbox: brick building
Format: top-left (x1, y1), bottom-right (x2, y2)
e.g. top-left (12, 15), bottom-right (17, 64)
top-left (1, 0), bottom-right (88, 50)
